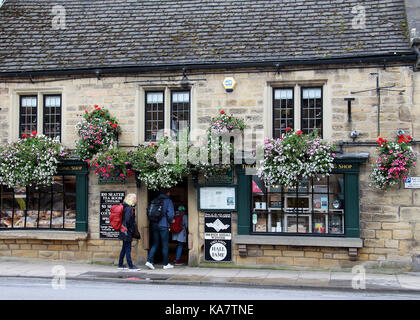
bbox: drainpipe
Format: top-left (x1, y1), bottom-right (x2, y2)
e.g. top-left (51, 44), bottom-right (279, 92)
top-left (413, 42), bottom-right (420, 70)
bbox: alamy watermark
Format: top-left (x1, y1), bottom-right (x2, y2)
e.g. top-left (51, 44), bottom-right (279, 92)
top-left (352, 5), bottom-right (366, 30)
top-left (51, 265), bottom-right (66, 290)
top-left (351, 265), bottom-right (366, 290)
top-left (52, 5), bottom-right (66, 30)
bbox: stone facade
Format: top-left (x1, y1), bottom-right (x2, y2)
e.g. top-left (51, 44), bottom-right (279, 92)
top-left (1, 63), bottom-right (420, 270)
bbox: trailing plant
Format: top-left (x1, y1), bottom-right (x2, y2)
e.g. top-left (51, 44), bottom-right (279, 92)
top-left (129, 136), bottom-right (190, 190)
top-left (0, 131), bottom-right (70, 188)
top-left (75, 105), bottom-right (120, 161)
top-left (87, 146), bottom-right (133, 181)
top-left (370, 134), bottom-right (417, 190)
top-left (196, 109), bottom-right (245, 178)
top-left (257, 128), bottom-right (336, 188)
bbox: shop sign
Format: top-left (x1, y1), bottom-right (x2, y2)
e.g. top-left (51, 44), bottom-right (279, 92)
top-left (204, 212), bottom-right (232, 262)
top-left (405, 177), bottom-right (420, 189)
top-left (99, 191), bottom-right (126, 239)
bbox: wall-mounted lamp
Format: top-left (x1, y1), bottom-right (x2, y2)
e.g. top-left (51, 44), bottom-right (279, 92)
top-left (397, 129), bottom-right (405, 136)
top-left (344, 97), bottom-right (355, 122)
top-left (350, 130), bottom-right (360, 142)
top-left (180, 67), bottom-right (190, 88)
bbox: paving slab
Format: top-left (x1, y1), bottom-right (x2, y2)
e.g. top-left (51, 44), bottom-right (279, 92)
top-left (397, 275), bottom-right (420, 290)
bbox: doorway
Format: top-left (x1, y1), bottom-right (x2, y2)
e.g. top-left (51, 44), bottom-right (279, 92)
top-left (147, 179), bottom-right (189, 265)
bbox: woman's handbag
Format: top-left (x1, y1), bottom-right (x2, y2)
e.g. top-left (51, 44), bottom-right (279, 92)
top-left (132, 222), bottom-right (141, 239)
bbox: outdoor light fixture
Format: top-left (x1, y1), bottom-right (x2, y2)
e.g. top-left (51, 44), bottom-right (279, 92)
top-left (350, 130), bottom-right (360, 142)
top-left (397, 129), bottom-right (405, 136)
top-left (180, 67), bottom-right (190, 88)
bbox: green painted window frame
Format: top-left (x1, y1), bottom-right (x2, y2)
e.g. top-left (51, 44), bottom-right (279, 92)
top-left (237, 159), bottom-right (364, 238)
top-left (56, 160), bottom-right (89, 232)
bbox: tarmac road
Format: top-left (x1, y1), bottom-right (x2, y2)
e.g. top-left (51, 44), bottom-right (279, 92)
top-left (1, 277), bottom-right (420, 300)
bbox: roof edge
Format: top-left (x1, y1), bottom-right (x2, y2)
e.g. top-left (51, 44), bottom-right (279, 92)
top-left (0, 52), bottom-right (417, 78)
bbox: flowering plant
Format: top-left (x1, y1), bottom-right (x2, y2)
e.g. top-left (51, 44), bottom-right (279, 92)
top-left (129, 136), bottom-right (190, 190)
top-left (257, 128), bottom-right (336, 188)
top-left (196, 110), bottom-right (245, 178)
top-left (75, 105), bottom-right (120, 161)
top-left (87, 146), bottom-right (133, 181)
top-left (370, 134), bottom-right (417, 189)
top-left (0, 131), bottom-right (70, 188)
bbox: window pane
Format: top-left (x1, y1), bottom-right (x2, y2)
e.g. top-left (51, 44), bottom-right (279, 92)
top-left (301, 88), bottom-right (322, 136)
top-left (171, 91), bottom-right (190, 132)
top-left (44, 95), bottom-right (61, 140)
top-left (19, 96), bottom-right (37, 137)
top-left (145, 92), bottom-right (164, 141)
top-left (273, 88), bottom-right (294, 139)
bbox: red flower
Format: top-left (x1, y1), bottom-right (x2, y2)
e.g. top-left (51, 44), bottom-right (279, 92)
top-left (296, 130), bottom-right (302, 135)
top-left (85, 110), bottom-right (88, 114)
top-left (112, 124), bottom-right (117, 129)
top-left (31, 131), bottom-right (37, 136)
top-left (407, 135), bottom-right (413, 141)
top-left (285, 127), bottom-right (292, 132)
top-left (21, 134), bottom-right (29, 139)
top-left (220, 110), bottom-right (225, 115)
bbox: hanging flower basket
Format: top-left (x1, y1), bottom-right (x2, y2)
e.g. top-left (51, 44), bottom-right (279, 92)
top-left (129, 136), bottom-right (190, 191)
top-left (370, 134), bottom-right (417, 190)
top-left (257, 128), bottom-right (336, 188)
top-left (0, 132), bottom-right (70, 188)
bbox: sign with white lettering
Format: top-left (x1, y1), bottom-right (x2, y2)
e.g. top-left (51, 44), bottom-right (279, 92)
top-left (99, 191), bottom-right (126, 239)
top-left (405, 177), bottom-right (420, 189)
top-left (204, 212), bottom-right (232, 262)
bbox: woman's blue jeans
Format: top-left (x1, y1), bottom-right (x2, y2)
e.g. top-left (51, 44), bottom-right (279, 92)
top-left (175, 241), bottom-right (184, 261)
top-left (147, 223), bottom-right (169, 266)
top-left (119, 240), bottom-right (133, 268)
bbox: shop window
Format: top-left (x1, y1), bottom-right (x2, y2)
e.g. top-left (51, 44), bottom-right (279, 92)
top-left (145, 91), bottom-right (164, 141)
top-left (273, 88), bottom-right (294, 139)
top-left (0, 176), bottom-right (76, 230)
top-left (301, 87), bottom-right (323, 136)
top-left (171, 90), bottom-right (190, 133)
top-left (251, 174), bottom-right (344, 235)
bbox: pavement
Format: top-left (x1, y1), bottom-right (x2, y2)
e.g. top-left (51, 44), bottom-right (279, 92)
top-left (1, 257), bottom-right (420, 294)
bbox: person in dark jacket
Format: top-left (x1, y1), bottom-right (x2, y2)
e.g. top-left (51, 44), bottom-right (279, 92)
top-left (145, 188), bottom-right (175, 270)
top-left (118, 193), bottom-right (140, 271)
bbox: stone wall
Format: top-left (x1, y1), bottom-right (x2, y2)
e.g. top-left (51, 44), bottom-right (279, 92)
top-left (1, 64), bottom-right (420, 270)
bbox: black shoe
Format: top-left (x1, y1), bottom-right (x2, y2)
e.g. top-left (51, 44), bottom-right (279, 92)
top-left (118, 265), bottom-right (128, 270)
top-left (128, 265), bottom-right (141, 271)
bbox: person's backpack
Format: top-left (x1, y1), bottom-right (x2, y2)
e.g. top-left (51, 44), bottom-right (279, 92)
top-left (109, 204), bottom-right (124, 231)
top-left (147, 198), bottom-right (165, 222)
top-left (170, 215), bottom-right (183, 233)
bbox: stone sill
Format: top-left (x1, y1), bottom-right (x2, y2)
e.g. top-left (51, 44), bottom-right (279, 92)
top-left (0, 230), bottom-right (88, 241)
top-left (235, 235), bottom-right (363, 248)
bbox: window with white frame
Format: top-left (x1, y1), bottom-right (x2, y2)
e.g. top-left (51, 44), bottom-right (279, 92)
top-left (19, 94), bottom-right (62, 140)
top-left (272, 86), bottom-right (323, 138)
top-left (144, 89), bottom-right (190, 141)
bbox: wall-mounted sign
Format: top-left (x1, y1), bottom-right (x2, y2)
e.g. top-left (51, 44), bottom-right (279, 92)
top-left (199, 186), bottom-right (237, 211)
top-left (100, 191), bottom-right (126, 239)
top-left (405, 177), bottom-right (420, 189)
top-left (204, 212), bottom-right (232, 262)
top-left (222, 77), bottom-right (237, 92)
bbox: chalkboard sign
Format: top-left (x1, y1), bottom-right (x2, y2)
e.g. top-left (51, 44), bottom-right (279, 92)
top-left (204, 212), bottom-right (232, 262)
top-left (100, 191), bottom-right (126, 239)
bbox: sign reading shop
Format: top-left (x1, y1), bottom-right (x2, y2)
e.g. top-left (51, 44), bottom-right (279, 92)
top-left (100, 191), bottom-right (126, 239)
top-left (204, 212), bottom-right (232, 262)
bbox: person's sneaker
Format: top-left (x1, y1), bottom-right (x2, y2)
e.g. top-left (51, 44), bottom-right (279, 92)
top-left (174, 260), bottom-right (183, 266)
top-left (117, 265), bottom-right (128, 270)
top-left (145, 261), bottom-right (155, 270)
top-left (128, 265), bottom-right (141, 271)
top-left (163, 263), bottom-right (174, 269)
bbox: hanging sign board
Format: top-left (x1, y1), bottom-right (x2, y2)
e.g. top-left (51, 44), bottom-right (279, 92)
top-left (204, 212), bottom-right (232, 262)
top-left (405, 177), bottom-right (420, 189)
top-left (100, 191), bottom-right (126, 239)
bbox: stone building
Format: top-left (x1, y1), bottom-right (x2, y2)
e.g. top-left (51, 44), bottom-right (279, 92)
top-left (0, 0), bottom-right (420, 271)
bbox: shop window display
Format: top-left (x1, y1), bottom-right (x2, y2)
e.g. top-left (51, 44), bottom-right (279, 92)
top-left (0, 176), bottom-right (76, 230)
top-left (251, 174), bottom-right (344, 235)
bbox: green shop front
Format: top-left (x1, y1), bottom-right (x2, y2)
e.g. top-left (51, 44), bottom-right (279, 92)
top-left (196, 153), bottom-right (368, 266)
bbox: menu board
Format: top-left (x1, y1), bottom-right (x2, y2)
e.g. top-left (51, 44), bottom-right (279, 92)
top-left (99, 191), bottom-right (125, 239)
top-left (199, 186), bottom-right (236, 211)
